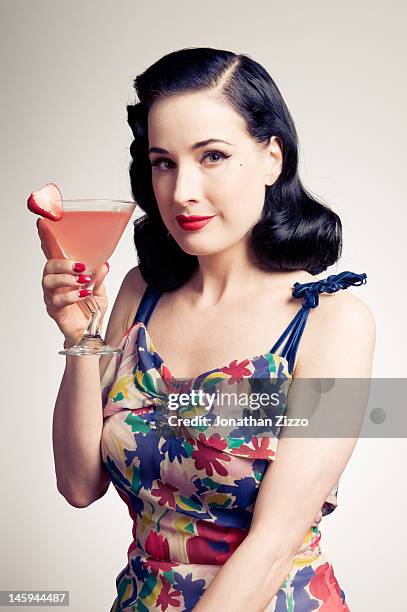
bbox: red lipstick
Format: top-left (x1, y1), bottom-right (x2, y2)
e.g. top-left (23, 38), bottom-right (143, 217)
top-left (176, 215), bottom-right (215, 231)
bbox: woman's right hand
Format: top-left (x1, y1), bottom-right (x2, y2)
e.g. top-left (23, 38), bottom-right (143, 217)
top-left (37, 218), bottom-right (110, 348)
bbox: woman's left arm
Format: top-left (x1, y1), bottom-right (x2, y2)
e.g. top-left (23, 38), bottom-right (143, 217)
top-left (193, 295), bottom-right (376, 611)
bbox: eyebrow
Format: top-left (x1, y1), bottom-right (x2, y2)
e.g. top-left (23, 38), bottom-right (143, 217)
top-left (148, 138), bottom-right (234, 155)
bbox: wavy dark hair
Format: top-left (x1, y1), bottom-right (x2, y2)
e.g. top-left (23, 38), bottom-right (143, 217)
top-left (127, 47), bottom-right (342, 292)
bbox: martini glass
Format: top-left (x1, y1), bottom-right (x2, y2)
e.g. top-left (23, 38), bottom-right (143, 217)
top-left (41, 199), bottom-right (136, 356)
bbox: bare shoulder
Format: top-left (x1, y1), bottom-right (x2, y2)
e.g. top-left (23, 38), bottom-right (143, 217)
top-left (111, 265), bottom-right (148, 331)
top-left (294, 289), bottom-right (376, 377)
top-left (100, 265), bottom-right (147, 378)
top-left (314, 290), bottom-right (375, 331)
top-left (121, 265), bottom-right (147, 303)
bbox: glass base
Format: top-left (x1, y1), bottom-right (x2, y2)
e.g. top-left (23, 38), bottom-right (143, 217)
top-left (58, 333), bottom-right (123, 356)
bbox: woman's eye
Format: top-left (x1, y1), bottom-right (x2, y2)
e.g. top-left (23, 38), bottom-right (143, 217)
top-left (150, 150), bottom-right (230, 171)
top-left (150, 158), bottom-right (174, 171)
top-left (202, 150), bottom-right (230, 164)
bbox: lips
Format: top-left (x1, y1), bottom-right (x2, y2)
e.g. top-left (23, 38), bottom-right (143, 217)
top-left (176, 214), bottom-right (215, 231)
top-left (176, 215), bottom-right (215, 222)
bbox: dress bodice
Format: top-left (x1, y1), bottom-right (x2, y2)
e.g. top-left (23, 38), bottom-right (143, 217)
top-left (101, 270), bottom-right (366, 611)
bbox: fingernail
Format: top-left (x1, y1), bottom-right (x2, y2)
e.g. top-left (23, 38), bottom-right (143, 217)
top-left (77, 274), bottom-right (92, 284)
top-left (73, 262), bottom-right (86, 273)
top-left (78, 288), bottom-right (92, 297)
top-left (105, 261), bottom-right (110, 272)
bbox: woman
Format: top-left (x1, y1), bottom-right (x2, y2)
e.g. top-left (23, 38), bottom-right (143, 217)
top-left (39, 48), bottom-right (375, 611)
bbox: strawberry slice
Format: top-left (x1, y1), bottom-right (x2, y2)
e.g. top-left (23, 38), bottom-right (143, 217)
top-left (27, 183), bottom-right (63, 221)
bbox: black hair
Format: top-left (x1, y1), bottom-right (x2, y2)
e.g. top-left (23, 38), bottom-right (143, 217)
top-left (127, 47), bottom-right (342, 292)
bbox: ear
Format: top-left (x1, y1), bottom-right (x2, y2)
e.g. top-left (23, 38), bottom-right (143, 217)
top-left (264, 136), bottom-right (283, 187)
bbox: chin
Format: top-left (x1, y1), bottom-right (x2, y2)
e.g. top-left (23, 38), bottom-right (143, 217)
top-left (178, 244), bottom-right (223, 257)
top-left (171, 235), bottom-right (223, 256)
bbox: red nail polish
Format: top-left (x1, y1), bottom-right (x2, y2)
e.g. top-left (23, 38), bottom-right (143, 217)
top-left (77, 274), bottom-right (92, 284)
top-left (73, 262), bottom-right (86, 273)
top-left (79, 289), bottom-right (92, 297)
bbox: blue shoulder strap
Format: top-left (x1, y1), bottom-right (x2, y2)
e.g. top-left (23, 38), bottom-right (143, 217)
top-left (133, 285), bottom-right (163, 327)
top-left (270, 271), bottom-right (367, 374)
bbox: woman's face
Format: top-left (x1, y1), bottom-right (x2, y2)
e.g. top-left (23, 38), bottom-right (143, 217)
top-left (147, 91), bottom-right (282, 256)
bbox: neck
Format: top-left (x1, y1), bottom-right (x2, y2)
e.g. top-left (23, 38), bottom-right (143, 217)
top-left (186, 238), bottom-right (268, 306)
top-left (184, 239), bottom-right (315, 308)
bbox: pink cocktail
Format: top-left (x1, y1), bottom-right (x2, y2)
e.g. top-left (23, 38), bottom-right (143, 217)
top-left (42, 199), bottom-right (136, 356)
top-left (41, 208), bottom-right (134, 272)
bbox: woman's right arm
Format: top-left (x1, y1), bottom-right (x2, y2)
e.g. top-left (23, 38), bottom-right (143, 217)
top-left (36, 219), bottom-right (147, 508)
top-left (51, 266), bottom-right (145, 508)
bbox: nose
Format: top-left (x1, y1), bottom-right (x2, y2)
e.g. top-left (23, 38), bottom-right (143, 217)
top-left (172, 162), bottom-right (202, 207)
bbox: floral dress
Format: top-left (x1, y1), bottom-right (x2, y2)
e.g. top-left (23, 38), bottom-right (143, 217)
top-left (101, 271), bottom-right (367, 611)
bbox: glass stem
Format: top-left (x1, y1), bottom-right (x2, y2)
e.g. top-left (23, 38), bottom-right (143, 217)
top-left (83, 297), bottom-right (102, 337)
